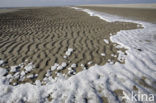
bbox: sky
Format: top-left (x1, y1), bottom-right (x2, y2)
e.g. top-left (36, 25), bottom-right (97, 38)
top-left (0, 0), bottom-right (156, 7)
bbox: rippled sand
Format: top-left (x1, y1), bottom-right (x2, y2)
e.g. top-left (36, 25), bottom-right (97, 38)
top-left (0, 7), bottom-right (138, 84)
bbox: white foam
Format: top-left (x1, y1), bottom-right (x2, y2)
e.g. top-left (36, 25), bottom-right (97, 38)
top-left (101, 53), bottom-right (106, 56)
top-left (27, 74), bottom-right (34, 79)
top-left (71, 63), bottom-right (77, 68)
top-left (24, 63), bottom-right (35, 72)
top-left (45, 70), bottom-right (51, 77)
top-left (51, 63), bottom-right (59, 71)
top-left (61, 62), bottom-right (67, 68)
top-left (88, 61), bottom-right (92, 65)
top-left (57, 66), bottom-right (63, 71)
top-left (13, 72), bottom-right (20, 79)
top-left (64, 48), bottom-right (73, 58)
top-left (51, 62), bottom-right (67, 71)
top-left (0, 60), bottom-right (4, 65)
top-left (0, 67), bottom-right (7, 76)
top-left (117, 50), bottom-right (126, 62)
top-left (104, 39), bottom-right (109, 44)
top-left (20, 71), bottom-right (25, 77)
top-left (10, 66), bottom-right (17, 72)
top-left (35, 80), bottom-right (41, 86)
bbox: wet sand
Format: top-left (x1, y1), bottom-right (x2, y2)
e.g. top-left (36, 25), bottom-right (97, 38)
top-left (0, 8), bottom-right (18, 14)
top-left (0, 7), bottom-right (138, 84)
top-left (80, 4), bottom-right (156, 23)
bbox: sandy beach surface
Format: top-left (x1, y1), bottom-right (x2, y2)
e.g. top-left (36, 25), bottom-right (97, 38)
top-left (0, 7), bottom-right (138, 84)
top-left (0, 8), bottom-right (19, 14)
top-left (80, 4), bottom-right (156, 23)
top-left (0, 6), bottom-right (155, 103)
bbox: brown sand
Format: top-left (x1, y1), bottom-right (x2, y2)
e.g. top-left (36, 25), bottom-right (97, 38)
top-left (80, 6), bottom-right (156, 23)
top-left (0, 7), bottom-right (138, 84)
top-left (0, 8), bottom-right (18, 14)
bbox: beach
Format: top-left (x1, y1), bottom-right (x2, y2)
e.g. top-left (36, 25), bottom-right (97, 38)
top-left (0, 8), bottom-right (18, 14)
top-left (80, 4), bottom-right (156, 23)
top-left (0, 7), bottom-right (138, 84)
top-left (0, 5), bottom-right (156, 103)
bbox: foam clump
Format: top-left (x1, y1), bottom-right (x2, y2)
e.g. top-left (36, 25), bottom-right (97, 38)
top-left (101, 53), bottom-right (106, 56)
top-left (24, 63), bottom-right (35, 72)
top-left (51, 62), bottom-right (67, 71)
top-left (61, 62), bottom-right (67, 67)
top-left (10, 66), bottom-right (18, 72)
top-left (0, 67), bottom-right (7, 76)
top-left (104, 39), bottom-right (109, 44)
top-left (64, 48), bottom-right (73, 58)
top-left (51, 63), bottom-right (59, 71)
top-left (0, 60), bottom-right (4, 65)
top-left (71, 63), bottom-right (76, 68)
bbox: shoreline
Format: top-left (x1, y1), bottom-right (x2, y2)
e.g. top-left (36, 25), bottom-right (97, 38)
top-left (80, 3), bottom-right (156, 9)
top-left (79, 5), bottom-right (156, 23)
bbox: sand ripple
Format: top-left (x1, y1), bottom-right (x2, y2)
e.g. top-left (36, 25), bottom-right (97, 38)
top-left (0, 7), bottom-right (138, 83)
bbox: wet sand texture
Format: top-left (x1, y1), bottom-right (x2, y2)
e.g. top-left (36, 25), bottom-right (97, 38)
top-left (0, 7), bottom-right (138, 83)
top-left (0, 9), bottom-right (18, 14)
top-left (80, 6), bottom-right (156, 23)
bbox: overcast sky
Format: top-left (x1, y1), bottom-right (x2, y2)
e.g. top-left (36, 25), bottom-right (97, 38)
top-left (0, 0), bottom-right (156, 7)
